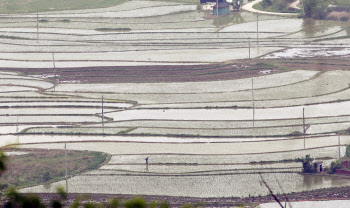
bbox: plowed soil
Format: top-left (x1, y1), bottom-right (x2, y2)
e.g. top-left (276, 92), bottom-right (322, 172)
top-left (2, 57), bottom-right (349, 84)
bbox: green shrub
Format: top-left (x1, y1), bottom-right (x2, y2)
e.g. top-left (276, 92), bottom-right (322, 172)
top-left (59, 19), bottom-right (71, 22)
top-left (346, 145), bottom-right (350, 157)
top-left (304, 0), bottom-right (329, 19)
top-left (340, 16), bottom-right (350, 22)
top-left (329, 161), bottom-right (342, 174)
top-left (297, 155), bottom-right (316, 173)
top-left (277, 1), bottom-right (288, 10)
top-left (125, 197), bottom-right (146, 208)
top-left (109, 199), bottom-right (119, 208)
top-left (288, 131), bottom-right (303, 136)
top-left (261, 0), bottom-right (273, 8)
top-left (42, 171), bottom-right (51, 182)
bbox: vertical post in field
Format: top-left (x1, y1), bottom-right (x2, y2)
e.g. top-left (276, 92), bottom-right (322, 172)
top-left (16, 115), bottom-right (19, 134)
top-left (52, 53), bottom-right (56, 91)
top-left (256, 11), bottom-right (259, 53)
top-left (16, 115), bottom-right (19, 143)
top-left (338, 133), bottom-right (341, 159)
top-left (65, 142), bottom-right (68, 192)
top-left (102, 95), bottom-right (104, 134)
top-left (36, 8), bottom-right (39, 41)
top-left (52, 53), bottom-right (56, 73)
top-left (252, 79), bottom-right (255, 133)
top-left (249, 37), bottom-right (251, 59)
top-left (303, 108), bottom-right (305, 149)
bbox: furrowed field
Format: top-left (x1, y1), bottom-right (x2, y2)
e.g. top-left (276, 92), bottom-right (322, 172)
top-left (1, 0), bottom-right (350, 206)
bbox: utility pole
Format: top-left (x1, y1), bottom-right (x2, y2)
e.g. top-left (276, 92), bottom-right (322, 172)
top-left (16, 115), bottom-right (19, 144)
top-left (52, 53), bottom-right (56, 91)
top-left (65, 142), bottom-right (68, 192)
top-left (102, 95), bottom-right (104, 134)
top-left (36, 8), bottom-right (39, 41)
top-left (303, 108), bottom-right (305, 149)
top-left (338, 133), bottom-right (341, 159)
top-left (248, 37), bottom-right (251, 59)
top-left (252, 79), bottom-right (255, 135)
top-left (256, 11), bottom-right (259, 54)
top-left (52, 53), bottom-right (56, 73)
top-left (16, 115), bottom-right (19, 134)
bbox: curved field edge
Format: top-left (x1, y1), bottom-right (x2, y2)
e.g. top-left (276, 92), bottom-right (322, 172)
top-left (14, 186), bottom-right (350, 207)
top-left (0, 0), bottom-right (173, 14)
top-left (0, 148), bottom-right (110, 191)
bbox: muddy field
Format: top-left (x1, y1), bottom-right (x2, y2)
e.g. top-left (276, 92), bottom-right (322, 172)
top-left (2, 58), bottom-right (349, 84)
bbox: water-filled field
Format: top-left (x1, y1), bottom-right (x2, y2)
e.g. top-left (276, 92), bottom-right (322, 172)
top-left (21, 173), bottom-right (350, 198)
top-left (1, 0), bottom-right (350, 202)
top-left (258, 200), bottom-right (350, 208)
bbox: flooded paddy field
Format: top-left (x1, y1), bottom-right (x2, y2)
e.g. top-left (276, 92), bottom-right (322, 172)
top-left (258, 199), bottom-right (350, 208)
top-left (20, 172), bottom-right (350, 198)
top-left (0, 0), bottom-right (350, 204)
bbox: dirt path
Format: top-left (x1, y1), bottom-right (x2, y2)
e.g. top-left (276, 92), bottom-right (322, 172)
top-left (242, 0), bottom-right (298, 16)
top-left (290, 0), bottom-right (301, 10)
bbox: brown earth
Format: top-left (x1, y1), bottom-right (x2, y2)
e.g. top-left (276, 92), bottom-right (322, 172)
top-left (327, 11), bottom-right (350, 21)
top-left (1, 57), bottom-right (350, 84)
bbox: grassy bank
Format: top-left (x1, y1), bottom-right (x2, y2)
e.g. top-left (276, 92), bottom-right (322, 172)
top-left (253, 0), bottom-right (300, 14)
top-left (331, 0), bottom-right (350, 7)
top-left (0, 148), bottom-right (109, 190)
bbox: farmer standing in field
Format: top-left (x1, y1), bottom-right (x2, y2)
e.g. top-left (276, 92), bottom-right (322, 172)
top-left (145, 157), bottom-right (149, 165)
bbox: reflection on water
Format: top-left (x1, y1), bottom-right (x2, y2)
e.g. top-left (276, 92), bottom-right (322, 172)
top-left (212, 12), bottom-right (245, 27)
top-left (22, 172), bottom-right (350, 198)
top-left (302, 174), bottom-right (345, 190)
top-left (302, 18), bottom-right (341, 38)
top-left (302, 174), bottom-right (323, 189)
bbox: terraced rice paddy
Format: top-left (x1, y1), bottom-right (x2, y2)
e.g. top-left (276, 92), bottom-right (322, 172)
top-left (1, 0), bottom-right (350, 202)
top-left (20, 173), bottom-right (350, 198)
top-left (258, 200), bottom-right (350, 208)
top-left (49, 70), bottom-right (350, 106)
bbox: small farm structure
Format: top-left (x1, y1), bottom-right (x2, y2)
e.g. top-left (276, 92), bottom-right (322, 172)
top-left (202, 2), bottom-right (216, 10)
top-left (213, 2), bottom-right (230, 16)
top-left (314, 161), bottom-right (323, 172)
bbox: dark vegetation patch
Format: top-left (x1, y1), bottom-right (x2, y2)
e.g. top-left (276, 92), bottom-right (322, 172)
top-left (0, 148), bottom-right (108, 190)
top-left (58, 19), bottom-right (71, 23)
top-left (0, 35), bottom-right (30, 40)
top-left (39, 19), bottom-right (49, 22)
top-left (254, 0), bottom-right (299, 13)
top-left (95, 28), bottom-right (132, 32)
